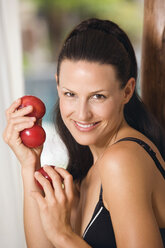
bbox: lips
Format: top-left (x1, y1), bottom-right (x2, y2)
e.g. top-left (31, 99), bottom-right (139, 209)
top-left (74, 121), bottom-right (100, 131)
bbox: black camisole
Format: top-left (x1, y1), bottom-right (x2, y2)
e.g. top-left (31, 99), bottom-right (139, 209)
top-left (82, 137), bottom-right (165, 247)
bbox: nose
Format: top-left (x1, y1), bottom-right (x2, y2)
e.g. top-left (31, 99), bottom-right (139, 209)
top-left (76, 98), bottom-right (92, 121)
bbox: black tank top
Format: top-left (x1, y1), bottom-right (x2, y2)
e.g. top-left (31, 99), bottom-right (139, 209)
top-left (82, 137), bottom-right (165, 248)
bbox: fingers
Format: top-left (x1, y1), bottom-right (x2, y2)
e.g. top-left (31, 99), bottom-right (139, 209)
top-left (3, 99), bottom-right (44, 167)
top-left (55, 167), bottom-right (74, 202)
top-left (43, 166), bottom-right (65, 200)
top-left (4, 98), bottom-right (36, 147)
top-left (37, 166), bottom-right (74, 205)
top-left (5, 97), bottom-right (36, 122)
top-left (11, 116), bottom-right (36, 131)
top-left (3, 116), bottom-right (36, 146)
top-left (6, 105), bottom-right (34, 120)
top-left (9, 116), bottom-right (36, 126)
top-left (5, 98), bottom-right (21, 119)
top-left (34, 171), bottom-right (55, 201)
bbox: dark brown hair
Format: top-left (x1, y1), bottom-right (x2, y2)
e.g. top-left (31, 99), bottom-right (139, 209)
top-left (54, 18), bottom-right (165, 182)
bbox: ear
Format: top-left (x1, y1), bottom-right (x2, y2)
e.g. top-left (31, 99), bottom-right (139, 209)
top-left (55, 73), bottom-right (58, 83)
top-left (123, 77), bottom-right (136, 104)
top-left (55, 74), bottom-right (60, 96)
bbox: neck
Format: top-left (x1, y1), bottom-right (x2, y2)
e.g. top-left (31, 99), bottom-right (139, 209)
top-left (89, 118), bottom-right (128, 164)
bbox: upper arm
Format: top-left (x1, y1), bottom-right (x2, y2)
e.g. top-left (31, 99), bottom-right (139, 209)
top-left (99, 146), bottom-right (164, 248)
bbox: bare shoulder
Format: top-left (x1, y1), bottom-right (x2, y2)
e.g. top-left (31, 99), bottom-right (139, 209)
top-left (98, 139), bottom-right (154, 177)
top-left (97, 141), bottom-right (164, 247)
top-left (98, 140), bottom-right (154, 197)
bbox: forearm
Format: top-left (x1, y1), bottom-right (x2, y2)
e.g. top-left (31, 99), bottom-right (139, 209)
top-left (53, 231), bottom-right (92, 248)
top-left (22, 166), bottom-right (54, 248)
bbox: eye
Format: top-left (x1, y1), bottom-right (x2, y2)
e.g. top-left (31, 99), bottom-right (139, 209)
top-left (92, 94), bottom-right (106, 100)
top-left (64, 92), bottom-right (75, 97)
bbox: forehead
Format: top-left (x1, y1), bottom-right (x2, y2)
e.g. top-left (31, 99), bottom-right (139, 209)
top-left (59, 60), bottom-right (120, 90)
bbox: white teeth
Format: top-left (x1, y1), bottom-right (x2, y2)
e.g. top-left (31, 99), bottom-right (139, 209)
top-left (76, 122), bottom-right (96, 128)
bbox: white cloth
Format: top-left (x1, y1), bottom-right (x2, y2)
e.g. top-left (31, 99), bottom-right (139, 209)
top-left (0, 0), bottom-right (26, 247)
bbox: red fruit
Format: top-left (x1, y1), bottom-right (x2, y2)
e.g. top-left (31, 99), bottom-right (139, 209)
top-left (35, 166), bottom-right (55, 190)
top-left (18, 95), bottom-right (46, 119)
top-left (20, 125), bottom-right (46, 148)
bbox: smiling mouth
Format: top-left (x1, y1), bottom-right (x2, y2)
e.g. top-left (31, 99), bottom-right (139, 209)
top-left (74, 121), bottom-right (100, 131)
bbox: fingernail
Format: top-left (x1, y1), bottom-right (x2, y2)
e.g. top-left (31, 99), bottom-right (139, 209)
top-left (30, 117), bottom-right (36, 121)
top-left (43, 165), bottom-right (49, 169)
top-left (15, 98), bottom-right (20, 102)
top-left (27, 105), bottom-right (32, 109)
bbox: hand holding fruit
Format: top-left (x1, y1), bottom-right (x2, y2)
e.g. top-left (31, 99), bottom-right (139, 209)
top-left (35, 166), bottom-right (56, 190)
top-left (3, 95), bottom-right (46, 168)
top-left (19, 96), bottom-right (46, 148)
top-left (18, 95), bottom-right (46, 119)
top-left (31, 166), bottom-right (74, 245)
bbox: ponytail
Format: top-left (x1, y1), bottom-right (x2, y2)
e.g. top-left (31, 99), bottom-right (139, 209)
top-left (55, 18), bottom-right (165, 182)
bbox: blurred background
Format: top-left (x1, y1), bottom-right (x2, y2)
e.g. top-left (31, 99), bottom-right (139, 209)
top-left (21, 0), bottom-right (143, 165)
top-left (0, 0), bottom-right (143, 247)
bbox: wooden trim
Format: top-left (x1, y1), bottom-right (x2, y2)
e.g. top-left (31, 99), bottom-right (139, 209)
top-left (141, 0), bottom-right (165, 128)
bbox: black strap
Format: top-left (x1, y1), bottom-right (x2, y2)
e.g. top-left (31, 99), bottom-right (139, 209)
top-left (115, 137), bottom-right (165, 179)
top-left (99, 137), bottom-right (165, 201)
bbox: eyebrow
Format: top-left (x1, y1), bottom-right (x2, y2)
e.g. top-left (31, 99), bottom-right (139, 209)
top-left (61, 87), bottom-right (108, 94)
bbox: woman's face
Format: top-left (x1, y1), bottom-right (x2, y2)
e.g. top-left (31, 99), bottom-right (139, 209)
top-left (57, 60), bottom-right (126, 147)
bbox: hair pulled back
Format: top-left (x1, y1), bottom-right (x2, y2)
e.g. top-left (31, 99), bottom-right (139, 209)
top-left (55, 18), bottom-right (165, 182)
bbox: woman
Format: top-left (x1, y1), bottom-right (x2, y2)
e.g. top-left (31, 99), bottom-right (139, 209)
top-left (3, 18), bottom-right (165, 248)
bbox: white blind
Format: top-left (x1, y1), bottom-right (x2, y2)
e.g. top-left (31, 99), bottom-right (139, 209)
top-left (0, 0), bottom-right (26, 247)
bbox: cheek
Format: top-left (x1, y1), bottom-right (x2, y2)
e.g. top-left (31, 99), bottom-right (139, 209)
top-left (59, 98), bottom-right (74, 119)
top-left (102, 107), bottom-right (115, 119)
top-left (95, 99), bottom-right (122, 120)
top-left (93, 101), bottom-right (116, 119)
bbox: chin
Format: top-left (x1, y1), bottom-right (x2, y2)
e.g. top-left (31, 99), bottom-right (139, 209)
top-left (72, 134), bottom-right (97, 146)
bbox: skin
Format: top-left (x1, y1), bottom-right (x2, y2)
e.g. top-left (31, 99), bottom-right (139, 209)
top-left (57, 60), bottom-right (134, 161)
top-left (3, 60), bottom-right (165, 248)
